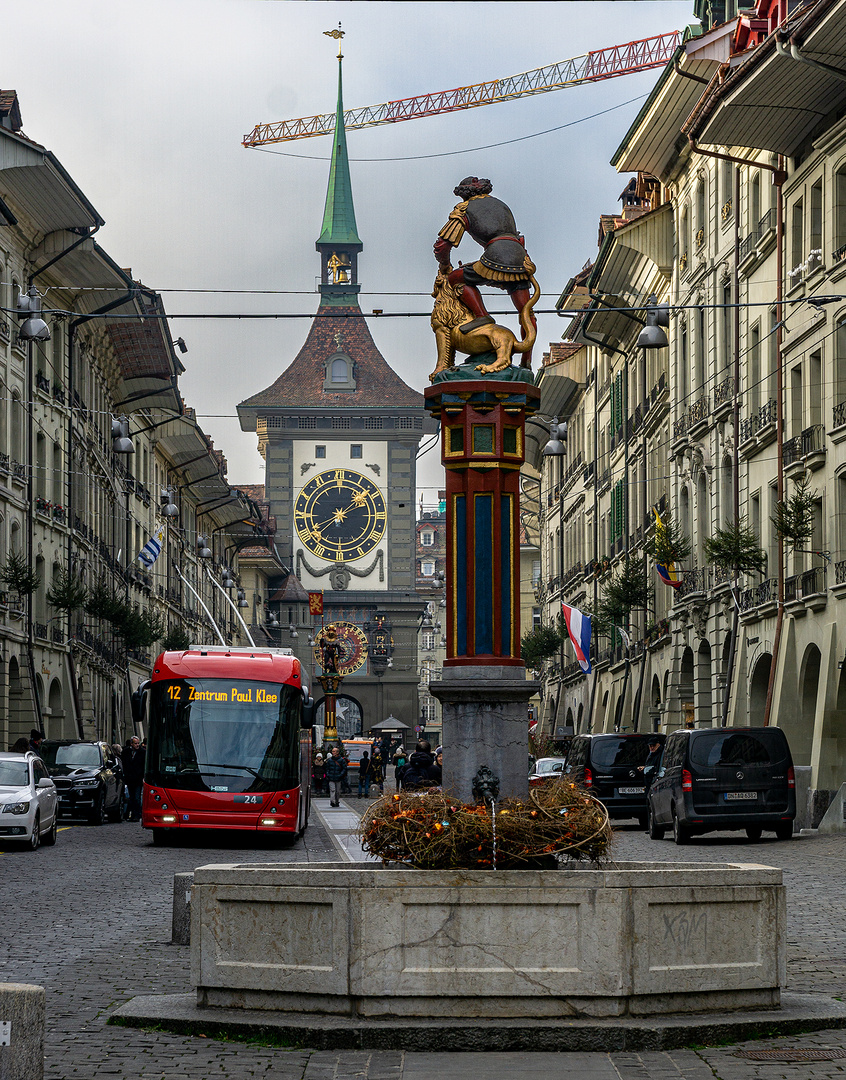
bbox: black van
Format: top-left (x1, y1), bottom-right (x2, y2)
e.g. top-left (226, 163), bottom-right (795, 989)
top-left (563, 733), bottom-right (665, 825)
top-left (647, 726), bottom-right (795, 844)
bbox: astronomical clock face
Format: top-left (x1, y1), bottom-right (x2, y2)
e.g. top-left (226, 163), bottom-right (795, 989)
top-left (295, 468), bottom-right (386, 562)
top-left (312, 622), bottom-right (369, 676)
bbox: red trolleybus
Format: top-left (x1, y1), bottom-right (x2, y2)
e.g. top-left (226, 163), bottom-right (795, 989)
top-left (137, 646), bottom-right (312, 845)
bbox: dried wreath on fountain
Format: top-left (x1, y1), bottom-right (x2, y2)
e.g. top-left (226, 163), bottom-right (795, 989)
top-left (357, 781), bottom-right (612, 870)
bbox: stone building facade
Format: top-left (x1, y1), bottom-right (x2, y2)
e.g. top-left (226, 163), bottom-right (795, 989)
top-left (0, 89), bottom-right (267, 748)
top-left (531, 0), bottom-right (846, 823)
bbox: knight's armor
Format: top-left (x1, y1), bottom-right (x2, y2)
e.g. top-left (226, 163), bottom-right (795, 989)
top-left (438, 194), bottom-right (534, 288)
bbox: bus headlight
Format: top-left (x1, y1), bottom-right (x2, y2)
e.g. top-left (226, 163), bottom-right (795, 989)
top-left (260, 818), bottom-right (276, 826)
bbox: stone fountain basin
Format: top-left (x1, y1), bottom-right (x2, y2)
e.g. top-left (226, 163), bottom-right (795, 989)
top-left (190, 861), bottom-right (784, 1019)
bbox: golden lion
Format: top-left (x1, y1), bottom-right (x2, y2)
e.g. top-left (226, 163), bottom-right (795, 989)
top-left (429, 269), bottom-right (540, 382)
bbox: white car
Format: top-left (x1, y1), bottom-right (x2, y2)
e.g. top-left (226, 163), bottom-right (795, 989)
top-left (0, 751), bottom-right (58, 850)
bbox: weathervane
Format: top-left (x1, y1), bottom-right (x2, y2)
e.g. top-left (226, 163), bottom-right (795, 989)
top-left (323, 23), bottom-right (344, 60)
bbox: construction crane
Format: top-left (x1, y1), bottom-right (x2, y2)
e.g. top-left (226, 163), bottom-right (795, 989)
top-left (243, 31), bottom-right (681, 147)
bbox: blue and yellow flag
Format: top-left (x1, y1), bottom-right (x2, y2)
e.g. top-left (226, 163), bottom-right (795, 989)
top-left (654, 509), bottom-right (682, 589)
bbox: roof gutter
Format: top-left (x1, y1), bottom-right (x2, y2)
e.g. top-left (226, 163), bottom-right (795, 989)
top-left (775, 27), bottom-right (846, 82)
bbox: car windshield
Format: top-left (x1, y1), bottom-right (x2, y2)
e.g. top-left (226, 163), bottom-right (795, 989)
top-left (0, 761), bottom-right (29, 787)
top-left (40, 743), bottom-right (101, 769)
top-left (535, 759), bottom-right (565, 773)
top-left (690, 730), bottom-right (788, 767)
top-left (591, 738), bottom-right (654, 768)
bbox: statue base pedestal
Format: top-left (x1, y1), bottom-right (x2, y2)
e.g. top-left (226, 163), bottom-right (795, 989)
top-left (430, 666), bottom-right (539, 803)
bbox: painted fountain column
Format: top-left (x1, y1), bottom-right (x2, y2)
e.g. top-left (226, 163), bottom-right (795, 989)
top-left (425, 377), bottom-right (540, 801)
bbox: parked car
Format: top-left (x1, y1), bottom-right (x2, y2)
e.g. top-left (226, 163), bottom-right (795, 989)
top-left (528, 757), bottom-right (568, 788)
top-left (563, 733), bottom-right (666, 825)
top-left (0, 751), bottom-right (58, 850)
top-left (39, 740), bottom-right (124, 824)
top-left (647, 726), bottom-right (795, 844)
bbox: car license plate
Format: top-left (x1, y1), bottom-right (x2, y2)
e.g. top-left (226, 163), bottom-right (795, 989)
top-left (724, 791), bottom-right (758, 801)
top-left (618, 786), bottom-right (645, 795)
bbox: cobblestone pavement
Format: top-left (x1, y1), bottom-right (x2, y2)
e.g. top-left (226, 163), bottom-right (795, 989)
top-left (1, 813), bottom-right (845, 1079)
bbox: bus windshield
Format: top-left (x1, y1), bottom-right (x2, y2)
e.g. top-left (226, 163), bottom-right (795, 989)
top-left (146, 678), bottom-right (301, 793)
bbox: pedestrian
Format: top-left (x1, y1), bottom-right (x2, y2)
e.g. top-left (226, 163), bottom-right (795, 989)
top-left (430, 748), bottom-right (443, 788)
top-left (122, 736), bottom-right (145, 821)
top-left (325, 745), bottom-right (347, 807)
top-left (339, 745), bottom-right (352, 795)
top-left (357, 752), bottom-right (371, 798)
top-left (368, 750), bottom-right (385, 796)
top-left (393, 746), bottom-right (407, 791)
top-left (399, 739), bottom-right (439, 790)
top-left (312, 752), bottom-right (326, 795)
top-left (28, 728), bottom-right (44, 755)
top-left (10, 737), bottom-right (29, 753)
top-left (638, 737), bottom-right (663, 786)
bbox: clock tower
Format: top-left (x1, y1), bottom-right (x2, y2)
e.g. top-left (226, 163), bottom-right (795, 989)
top-left (238, 48), bottom-right (428, 737)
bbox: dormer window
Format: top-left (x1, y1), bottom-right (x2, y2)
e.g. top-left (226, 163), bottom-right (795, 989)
top-left (324, 351), bottom-right (356, 391)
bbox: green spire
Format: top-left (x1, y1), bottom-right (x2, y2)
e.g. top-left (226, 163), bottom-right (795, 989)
top-left (316, 57), bottom-right (361, 248)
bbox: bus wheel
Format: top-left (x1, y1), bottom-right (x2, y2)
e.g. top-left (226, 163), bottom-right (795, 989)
top-left (152, 829), bottom-right (171, 847)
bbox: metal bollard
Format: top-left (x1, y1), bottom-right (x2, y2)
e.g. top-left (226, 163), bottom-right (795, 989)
top-left (171, 872), bottom-right (194, 945)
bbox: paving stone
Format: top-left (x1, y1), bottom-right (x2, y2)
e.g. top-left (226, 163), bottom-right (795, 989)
top-left (2, 818), bottom-right (846, 1078)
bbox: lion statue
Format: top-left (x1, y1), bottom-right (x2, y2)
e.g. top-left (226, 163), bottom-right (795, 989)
top-left (429, 269), bottom-right (541, 381)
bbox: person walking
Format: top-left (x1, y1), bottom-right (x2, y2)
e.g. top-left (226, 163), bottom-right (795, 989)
top-left (368, 750), bottom-right (385, 796)
top-left (122, 736), bottom-right (145, 821)
top-left (325, 745), bottom-right (347, 808)
top-left (312, 752), bottom-right (326, 795)
top-left (357, 752), bottom-right (371, 798)
top-left (392, 746), bottom-right (407, 791)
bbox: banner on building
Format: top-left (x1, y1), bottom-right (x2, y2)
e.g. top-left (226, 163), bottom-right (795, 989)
top-left (137, 523), bottom-right (165, 568)
top-left (308, 591), bottom-right (324, 615)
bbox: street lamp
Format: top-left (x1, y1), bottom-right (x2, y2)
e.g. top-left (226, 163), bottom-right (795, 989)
top-left (111, 416), bottom-right (134, 455)
top-left (197, 535), bottom-right (212, 560)
top-left (16, 286), bottom-right (51, 342)
top-left (161, 487), bottom-right (179, 518)
top-left (636, 295), bottom-right (670, 350)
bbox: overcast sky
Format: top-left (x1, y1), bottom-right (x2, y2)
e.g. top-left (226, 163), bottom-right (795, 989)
top-left (5, 0), bottom-right (694, 504)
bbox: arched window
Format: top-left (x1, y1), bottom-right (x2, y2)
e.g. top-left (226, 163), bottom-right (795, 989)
top-left (323, 352), bottom-right (355, 391)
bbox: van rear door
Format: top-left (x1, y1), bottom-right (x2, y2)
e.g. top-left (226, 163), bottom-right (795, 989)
top-left (687, 729), bottom-right (792, 815)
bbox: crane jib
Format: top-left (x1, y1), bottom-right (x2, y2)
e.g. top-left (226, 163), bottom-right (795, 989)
top-left (242, 31), bottom-right (682, 147)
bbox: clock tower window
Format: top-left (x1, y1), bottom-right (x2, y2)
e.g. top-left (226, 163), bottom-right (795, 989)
top-left (324, 351), bottom-right (356, 391)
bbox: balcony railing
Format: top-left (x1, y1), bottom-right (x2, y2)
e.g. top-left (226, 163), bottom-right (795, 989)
top-left (739, 577), bottom-right (777, 611)
top-left (713, 375), bottom-right (733, 411)
top-left (678, 567), bottom-right (710, 598)
top-left (783, 424), bottom-right (825, 466)
top-left (834, 399), bottom-right (846, 429)
top-left (740, 398), bottom-right (778, 445)
top-left (673, 413), bottom-right (688, 440)
top-left (785, 567), bottom-right (827, 602)
top-left (689, 395), bottom-right (709, 427)
top-left (739, 207), bottom-right (777, 263)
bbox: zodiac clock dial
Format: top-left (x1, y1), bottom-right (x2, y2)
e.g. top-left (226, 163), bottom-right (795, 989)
top-left (312, 622), bottom-right (369, 676)
top-left (295, 469), bottom-right (386, 562)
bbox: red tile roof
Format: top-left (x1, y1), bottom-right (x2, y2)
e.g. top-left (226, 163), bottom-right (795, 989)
top-left (239, 302), bottom-right (423, 410)
top-left (542, 341), bottom-right (582, 367)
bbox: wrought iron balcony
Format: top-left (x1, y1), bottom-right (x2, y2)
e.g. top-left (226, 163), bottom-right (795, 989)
top-left (677, 567), bottom-right (710, 598)
top-left (688, 395), bottom-right (709, 428)
top-left (739, 578), bottom-right (777, 612)
top-left (783, 424), bottom-right (825, 467)
top-left (713, 375), bottom-right (733, 411)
